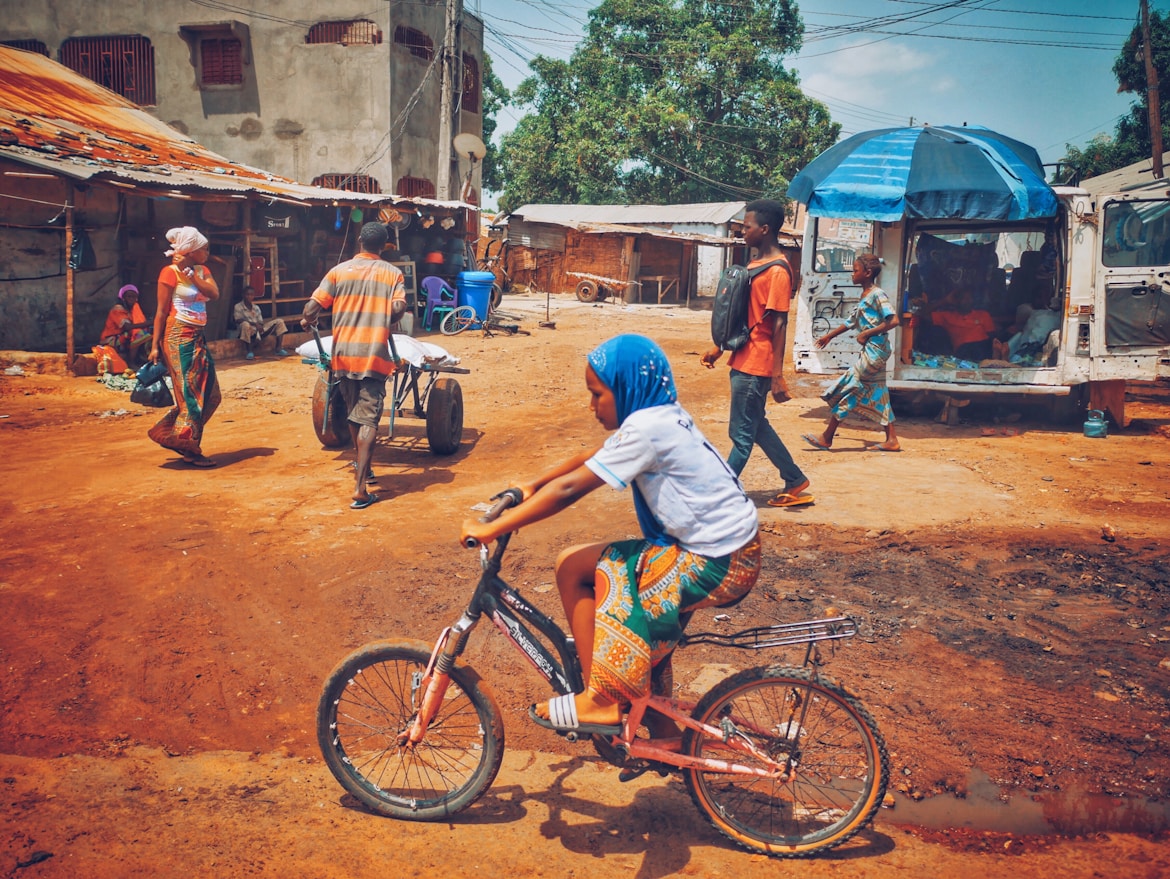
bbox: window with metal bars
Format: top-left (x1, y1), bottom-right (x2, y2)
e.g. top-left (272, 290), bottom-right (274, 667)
top-left (461, 53), bottom-right (480, 114)
top-left (396, 176), bottom-right (436, 199)
top-left (312, 174), bottom-right (382, 194)
top-left (306, 20), bottom-right (383, 45)
top-left (2, 39), bottom-right (49, 57)
top-left (200, 37), bottom-right (242, 86)
top-left (392, 26), bottom-right (434, 61)
top-left (59, 35), bottom-right (155, 106)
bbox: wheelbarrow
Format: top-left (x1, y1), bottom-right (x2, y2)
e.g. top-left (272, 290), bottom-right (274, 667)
top-left (309, 326), bottom-right (469, 455)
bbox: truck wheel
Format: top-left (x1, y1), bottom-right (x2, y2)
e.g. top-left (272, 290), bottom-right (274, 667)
top-left (576, 280), bottom-right (599, 302)
top-left (426, 378), bottom-right (463, 455)
top-left (311, 370), bottom-right (351, 448)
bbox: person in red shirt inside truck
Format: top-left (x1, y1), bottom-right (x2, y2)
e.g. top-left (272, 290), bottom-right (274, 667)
top-left (923, 287), bottom-right (996, 361)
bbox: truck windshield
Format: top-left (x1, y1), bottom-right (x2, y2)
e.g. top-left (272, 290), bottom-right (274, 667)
top-left (812, 219), bottom-right (874, 272)
top-left (1102, 199), bottom-right (1170, 267)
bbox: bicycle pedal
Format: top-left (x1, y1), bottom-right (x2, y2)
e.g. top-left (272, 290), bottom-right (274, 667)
top-left (618, 761), bottom-right (671, 783)
top-left (618, 763), bottom-right (651, 783)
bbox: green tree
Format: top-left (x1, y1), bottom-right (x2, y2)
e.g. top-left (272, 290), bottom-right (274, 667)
top-left (495, 0), bottom-right (838, 213)
top-left (1061, 11), bottom-right (1170, 181)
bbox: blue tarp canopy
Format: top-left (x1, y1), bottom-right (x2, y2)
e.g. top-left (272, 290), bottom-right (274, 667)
top-left (787, 126), bottom-right (1059, 222)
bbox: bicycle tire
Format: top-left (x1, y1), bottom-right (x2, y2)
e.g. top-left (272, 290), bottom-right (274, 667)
top-left (317, 638), bottom-right (505, 820)
top-left (683, 665), bottom-right (888, 858)
top-left (440, 305), bottom-right (478, 335)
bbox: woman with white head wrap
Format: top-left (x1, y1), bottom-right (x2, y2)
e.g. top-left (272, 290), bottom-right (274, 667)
top-left (147, 226), bottom-right (222, 466)
top-left (164, 226), bottom-right (209, 257)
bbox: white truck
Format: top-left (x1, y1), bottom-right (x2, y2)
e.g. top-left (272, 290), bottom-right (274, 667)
top-left (791, 185), bottom-right (1170, 426)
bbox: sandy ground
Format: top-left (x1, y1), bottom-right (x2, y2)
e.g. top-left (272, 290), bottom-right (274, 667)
top-left (1, 291), bottom-right (1169, 878)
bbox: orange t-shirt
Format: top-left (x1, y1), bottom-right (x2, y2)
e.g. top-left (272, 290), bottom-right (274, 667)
top-left (930, 309), bottom-right (995, 348)
top-left (310, 253), bottom-right (405, 380)
top-left (727, 257), bottom-right (792, 378)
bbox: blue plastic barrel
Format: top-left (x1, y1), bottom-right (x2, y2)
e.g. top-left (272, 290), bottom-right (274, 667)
top-left (457, 270), bottom-right (496, 321)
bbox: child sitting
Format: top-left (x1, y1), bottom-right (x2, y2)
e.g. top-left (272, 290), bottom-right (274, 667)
top-left (461, 334), bottom-right (761, 739)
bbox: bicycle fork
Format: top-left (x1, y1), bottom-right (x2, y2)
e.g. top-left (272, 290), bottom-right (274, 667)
top-left (400, 613), bottom-right (478, 747)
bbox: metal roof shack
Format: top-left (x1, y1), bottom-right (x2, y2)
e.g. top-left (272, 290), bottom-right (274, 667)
top-left (1079, 151), bottom-right (1170, 198)
top-left (0, 45), bottom-right (470, 209)
top-left (493, 203), bottom-right (799, 304)
top-left (0, 46), bottom-right (474, 363)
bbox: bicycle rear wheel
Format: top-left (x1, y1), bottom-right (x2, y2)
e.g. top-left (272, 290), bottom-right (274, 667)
top-left (441, 305), bottom-right (478, 335)
top-left (683, 665), bottom-right (888, 858)
top-left (317, 638), bottom-right (505, 820)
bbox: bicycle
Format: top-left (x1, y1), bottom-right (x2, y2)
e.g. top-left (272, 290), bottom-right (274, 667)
top-left (317, 489), bottom-right (889, 858)
top-left (440, 302), bottom-right (531, 337)
top-left (479, 235), bottom-right (509, 309)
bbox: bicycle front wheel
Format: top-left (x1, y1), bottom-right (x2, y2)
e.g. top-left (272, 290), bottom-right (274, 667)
top-left (441, 305), bottom-right (478, 335)
top-left (317, 638), bottom-right (505, 820)
top-left (683, 665), bottom-right (888, 858)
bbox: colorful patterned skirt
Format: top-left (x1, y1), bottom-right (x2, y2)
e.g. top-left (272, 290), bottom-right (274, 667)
top-left (590, 533), bottom-right (761, 704)
top-left (148, 318), bottom-right (221, 457)
top-left (823, 337), bottom-right (895, 426)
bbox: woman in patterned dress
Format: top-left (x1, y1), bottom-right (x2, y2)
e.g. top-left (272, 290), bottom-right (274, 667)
top-left (461, 334), bottom-right (761, 739)
top-left (803, 253), bottom-right (902, 452)
top-left (147, 226), bottom-right (222, 467)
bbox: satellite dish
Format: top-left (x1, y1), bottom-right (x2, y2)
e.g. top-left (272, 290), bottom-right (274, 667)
top-left (453, 132), bottom-right (486, 161)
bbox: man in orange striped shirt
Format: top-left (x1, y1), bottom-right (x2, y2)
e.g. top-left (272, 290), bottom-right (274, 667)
top-left (302, 222), bottom-right (406, 509)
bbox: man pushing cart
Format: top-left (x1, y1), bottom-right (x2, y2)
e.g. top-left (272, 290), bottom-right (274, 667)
top-left (302, 221), bottom-right (467, 509)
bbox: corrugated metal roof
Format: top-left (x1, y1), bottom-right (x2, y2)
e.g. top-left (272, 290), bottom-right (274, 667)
top-left (562, 220), bottom-right (742, 247)
top-left (507, 218), bottom-right (799, 249)
top-left (508, 202), bottom-right (747, 226)
top-left (1078, 152), bottom-right (1170, 197)
top-left (0, 46), bottom-right (468, 210)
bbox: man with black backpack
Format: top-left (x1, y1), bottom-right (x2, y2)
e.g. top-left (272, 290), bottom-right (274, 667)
top-left (701, 199), bottom-right (812, 508)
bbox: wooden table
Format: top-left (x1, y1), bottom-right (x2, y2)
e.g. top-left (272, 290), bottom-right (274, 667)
top-left (638, 275), bottom-right (679, 304)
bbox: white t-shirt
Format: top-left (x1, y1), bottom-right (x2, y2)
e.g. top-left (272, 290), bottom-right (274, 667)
top-left (170, 265), bottom-right (208, 326)
top-left (586, 403), bottom-right (759, 557)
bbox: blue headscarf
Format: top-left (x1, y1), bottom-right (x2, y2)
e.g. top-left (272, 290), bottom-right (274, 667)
top-left (586, 334), bottom-right (677, 422)
top-left (587, 334), bottom-right (678, 544)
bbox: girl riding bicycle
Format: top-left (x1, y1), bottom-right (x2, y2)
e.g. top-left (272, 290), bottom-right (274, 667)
top-left (461, 334), bottom-right (761, 739)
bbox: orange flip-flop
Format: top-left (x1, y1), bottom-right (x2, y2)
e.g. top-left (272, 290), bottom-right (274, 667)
top-left (768, 492), bottom-right (815, 508)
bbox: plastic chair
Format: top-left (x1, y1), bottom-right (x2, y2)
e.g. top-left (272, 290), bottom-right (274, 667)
top-left (421, 276), bottom-right (456, 331)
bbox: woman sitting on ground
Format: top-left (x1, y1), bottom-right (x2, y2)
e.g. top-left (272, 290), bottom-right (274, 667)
top-left (461, 334), bottom-right (761, 740)
top-left (100, 285), bottom-right (152, 365)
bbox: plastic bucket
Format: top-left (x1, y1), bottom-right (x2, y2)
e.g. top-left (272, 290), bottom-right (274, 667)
top-left (457, 270), bottom-right (495, 321)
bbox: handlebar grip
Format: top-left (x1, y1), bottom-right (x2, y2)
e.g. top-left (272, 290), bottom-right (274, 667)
top-left (463, 488), bottom-right (523, 549)
top-left (482, 488), bottom-right (523, 522)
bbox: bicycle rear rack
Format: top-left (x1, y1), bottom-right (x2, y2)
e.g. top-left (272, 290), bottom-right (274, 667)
top-left (681, 615), bottom-right (857, 650)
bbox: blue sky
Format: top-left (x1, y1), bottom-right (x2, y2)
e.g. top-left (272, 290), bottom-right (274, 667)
top-left (473, 0), bottom-right (1151, 172)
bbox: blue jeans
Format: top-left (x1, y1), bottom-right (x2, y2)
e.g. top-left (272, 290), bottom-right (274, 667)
top-left (727, 369), bottom-right (806, 490)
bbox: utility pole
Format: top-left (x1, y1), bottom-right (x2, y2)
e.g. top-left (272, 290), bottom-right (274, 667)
top-left (436, 0), bottom-right (462, 199)
top-left (1142, 0), bottom-right (1164, 178)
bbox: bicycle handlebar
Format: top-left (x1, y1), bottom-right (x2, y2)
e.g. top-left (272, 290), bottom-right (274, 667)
top-left (461, 488), bottom-right (523, 548)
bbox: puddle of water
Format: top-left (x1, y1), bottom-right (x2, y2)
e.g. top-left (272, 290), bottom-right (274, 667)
top-left (891, 770), bottom-right (1170, 836)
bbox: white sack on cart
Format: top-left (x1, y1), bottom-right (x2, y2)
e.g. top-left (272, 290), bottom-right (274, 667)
top-left (296, 334), bottom-right (460, 369)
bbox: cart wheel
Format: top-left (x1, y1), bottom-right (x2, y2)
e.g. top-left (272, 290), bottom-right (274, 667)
top-left (426, 377), bottom-right (463, 455)
top-left (490, 283), bottom-right (503, 311)
top-left (576, 280), bottom-right (599, 302)
top-left (311, 369), bottom-right (351, 448)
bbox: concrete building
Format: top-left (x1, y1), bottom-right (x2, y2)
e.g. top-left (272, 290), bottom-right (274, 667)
top-left (0, 0), bottom-right (484, 204)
